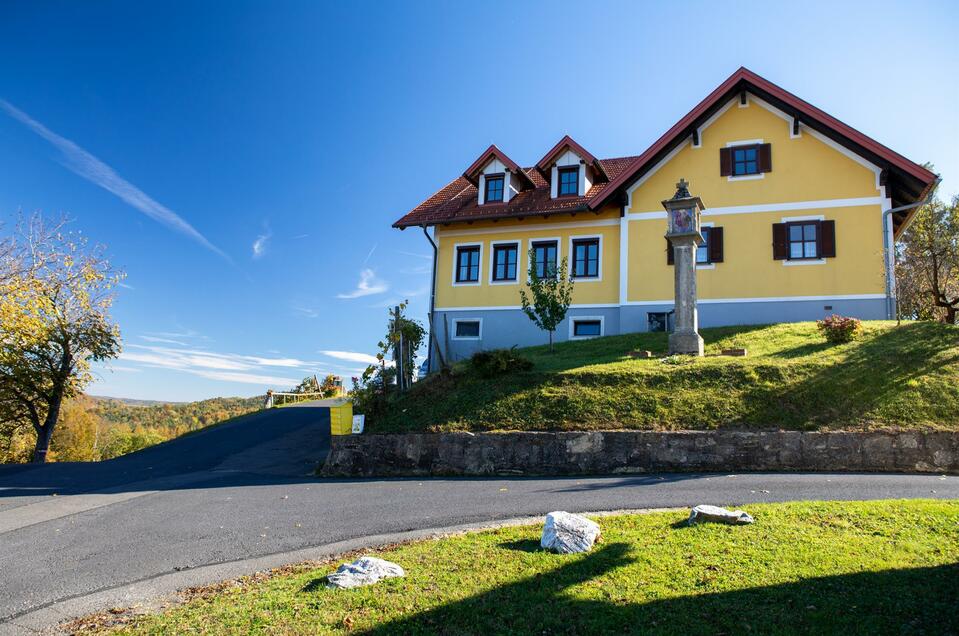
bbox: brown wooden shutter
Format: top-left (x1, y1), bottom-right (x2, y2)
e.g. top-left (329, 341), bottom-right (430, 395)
top-left (758, 143), bottom-right (772, 172)
top-left (719, 147), bottom-right (732, 176)
top-left (772, 223), bottom-right (788, 260)
top-left (666, 238), bottom-right (674, 265)
top-left (709, 227), bottom-right (724, 263)
top-left (820, 220), bottom-right (836, 257)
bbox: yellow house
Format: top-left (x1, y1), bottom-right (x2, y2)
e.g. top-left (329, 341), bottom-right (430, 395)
top-left (393, 68), bottom-right (938, 366)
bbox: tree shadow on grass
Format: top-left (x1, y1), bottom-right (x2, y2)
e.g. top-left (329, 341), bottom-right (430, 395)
top-left (497, 539), bottom-right (542, 553)
top-left (775, 321), bottom-right (959, 427)
top-left (356, 543), bottom-right (959, 635)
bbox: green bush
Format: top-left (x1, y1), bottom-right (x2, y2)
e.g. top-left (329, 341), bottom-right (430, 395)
top-left (817, 314), bottom-right (863, 343)
top-left (470, 347), bottom-right (534, 378)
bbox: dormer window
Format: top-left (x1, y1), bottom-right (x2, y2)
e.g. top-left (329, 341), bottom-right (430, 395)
top-left (558, 166), bottom-right (579, 196)
top-left (484, 174), bottom-right (504, 203)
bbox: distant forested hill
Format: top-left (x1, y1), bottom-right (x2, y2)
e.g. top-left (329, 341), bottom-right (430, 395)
top-left (1, 394), bottom-right (263, 463)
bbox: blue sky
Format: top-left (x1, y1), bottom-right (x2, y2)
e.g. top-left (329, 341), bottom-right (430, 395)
top-left (1, 1), bottom-right (956, 401)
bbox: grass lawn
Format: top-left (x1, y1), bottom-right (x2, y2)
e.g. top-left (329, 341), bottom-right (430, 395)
top-left (373, 320), bottom-right (959, 433)
top-left (77, 500), bottom-right (959, 635)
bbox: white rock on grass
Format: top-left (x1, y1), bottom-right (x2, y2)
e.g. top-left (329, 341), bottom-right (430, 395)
top-left (326, 556), bottom-right (405, 589)
top-left (541, 511), bottom-right (601, 554)
top-left (687, 504), bottom-right (754, 526)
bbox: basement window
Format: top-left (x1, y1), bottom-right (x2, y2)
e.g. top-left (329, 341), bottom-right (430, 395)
top-left (453, 319), bottom-right (481, 340)
top-left (571, 318), bottom-right (603, 339)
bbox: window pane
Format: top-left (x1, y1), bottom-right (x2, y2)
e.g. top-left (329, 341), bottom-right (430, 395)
top-left (745, 148), bottom-right (757, 160)
top-left (804, 241), bottom-right (818, 258)
top-left (559, 168), bottom-right (578, 195)
top-left (803, 224), bottom-right (816, 240)
top-left (696, 245), bottom-right (708, 263)
top-left (493, 245), bottom-right (517, 281)
top-left (789, 243), bottom-right (804, 259)
top-left (574, 320), bottom-right (601, 337)
top-left (485, 176), bottom-right (503, 202)
top-left (572, 240), bottom-right (598, 278)
top-left (533, 242), bottom-right (557, 278)
top-left (457, 248), bottom-right (479, 282)
top-left (734, 149), bottom-right (745, 161)
top-left (455, 321), bottom-right (480, 338)
top-left (789, 225), bottom-right (803, 241)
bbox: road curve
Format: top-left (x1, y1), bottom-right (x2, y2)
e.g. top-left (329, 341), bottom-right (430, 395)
top-left (1, 405), bottom-right (957, 633)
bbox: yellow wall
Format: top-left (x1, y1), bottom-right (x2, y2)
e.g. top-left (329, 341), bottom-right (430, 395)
top-left (432, 95), bottom-right (887, 309)
top-left (627, 205), bottom-right (885, 302)
top-left (628, 98), bottom-right (880, 212)
top-left (435, 208), bottom-right (621, 308)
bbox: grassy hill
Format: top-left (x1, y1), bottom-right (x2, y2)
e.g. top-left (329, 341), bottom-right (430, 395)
top-left (373, 321), bottom-right (959, 433)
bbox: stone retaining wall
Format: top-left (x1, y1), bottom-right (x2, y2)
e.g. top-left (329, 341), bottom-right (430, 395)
top-left (320, 430), bottom-right (959, 477)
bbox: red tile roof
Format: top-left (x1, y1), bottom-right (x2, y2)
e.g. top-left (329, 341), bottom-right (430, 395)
top-left (393, 156), bottom-right (637, 228)
top-left (394, 67), bottom-right (937, 229)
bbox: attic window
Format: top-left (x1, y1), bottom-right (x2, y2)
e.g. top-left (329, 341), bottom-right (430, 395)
top-left (484, 174), bottom-right (504, 203)
top-left (732, 146), bottom-right (759, 176)
top-left (558, 166), bottom-right (579, 196)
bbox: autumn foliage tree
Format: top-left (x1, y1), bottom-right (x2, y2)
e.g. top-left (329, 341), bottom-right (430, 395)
top-left (896, 194), bottom-right (959, 324)
top-left (0, 214), bottom-right (122, 462)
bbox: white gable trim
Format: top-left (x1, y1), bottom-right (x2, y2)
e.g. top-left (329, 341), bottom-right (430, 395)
top-left (625, 139), bottom-right (690, 210)
top-left (750, 94), bottom-right (882, 190)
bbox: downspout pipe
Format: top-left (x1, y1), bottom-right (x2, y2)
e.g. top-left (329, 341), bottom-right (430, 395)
top-left (421, 225), bottom-right (439, 373)
top-left (882, 177), bottom-right (940, 319)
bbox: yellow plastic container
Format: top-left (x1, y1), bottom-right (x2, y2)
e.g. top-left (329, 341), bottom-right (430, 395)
top-left (329, 401), bottom-right (354, 436)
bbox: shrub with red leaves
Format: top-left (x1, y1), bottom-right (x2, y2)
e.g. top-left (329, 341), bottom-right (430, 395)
top-left (817, 314), bottom-right (862, 343)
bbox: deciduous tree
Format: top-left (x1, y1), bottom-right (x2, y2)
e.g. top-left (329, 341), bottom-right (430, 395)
top-left (0, 214), bottom-right (122, 462)
top-left (896, 195), bottom-right (959, 324)
top-left (519, 249), bottom-right (574, 352)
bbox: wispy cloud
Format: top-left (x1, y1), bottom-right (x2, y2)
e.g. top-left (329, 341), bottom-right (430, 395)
top-left (0, 99), bottom-right (229, 261)
top-left (396, 250), bottom-right (432, 260)
top-left (252, 225), bottom-right (272, 259)
top-left (337, 268), bottom-right (388, 299)
top-left (119, 344), bottom-right (319, 387)
top-left (319, 350), bottom-right (381, 365)
top-left (292, 305), bottom-right (319, 319)
top-left (140, 335), bottom-right (189, 346)
top-left (118, 282), bottom-right (136, 290)
top-left (362, 243), bottom-right (378, 265)
top-left (145, 329), bottom-right (209, 341)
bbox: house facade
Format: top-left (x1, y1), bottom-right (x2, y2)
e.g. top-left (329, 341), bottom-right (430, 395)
top-left (393, 68), bottom-right (937, 367)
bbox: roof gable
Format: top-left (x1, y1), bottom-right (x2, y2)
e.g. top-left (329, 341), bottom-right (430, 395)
top-left (535, 135), bottom-right (608, 181)
top-left (462, 144), bottom-right (533, 188)
top-left (588, 67), bottom-right (937, 211)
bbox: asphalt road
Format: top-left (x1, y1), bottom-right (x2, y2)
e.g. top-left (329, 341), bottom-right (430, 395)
top-left (1, 404), bottom-right (957, 633)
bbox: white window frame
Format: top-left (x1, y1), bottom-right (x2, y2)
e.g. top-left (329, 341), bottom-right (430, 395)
top-left (451, 242), bottom-right (483, 287)
top-left (451, 318), bottom-right (483, 341)
top-left (527, 236), bottom-right (561, 283)
top-left (569, 316), bottom-right (604, 340)
top-left (567, 234), bottom-right (603, 282)
top-left (488, 239), bottom-right (522, 285)
top-left (781, 214), bottom-right (827, 266)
